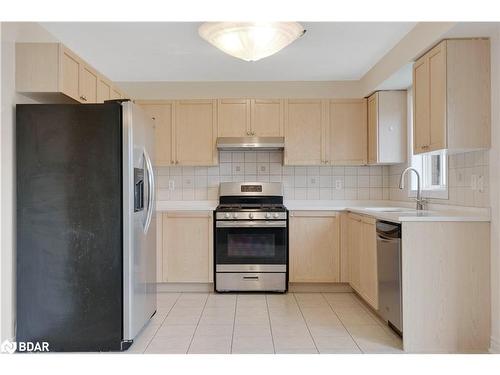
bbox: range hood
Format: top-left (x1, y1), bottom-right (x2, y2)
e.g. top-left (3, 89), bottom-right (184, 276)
top-left (216, 136), bottom-right (285, 151)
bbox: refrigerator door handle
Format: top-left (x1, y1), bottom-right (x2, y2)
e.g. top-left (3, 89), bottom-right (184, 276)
top-left (143, 148), bottom-right (155, 233)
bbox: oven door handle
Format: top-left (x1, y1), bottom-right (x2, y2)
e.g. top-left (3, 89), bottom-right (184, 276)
top-left (216, 220), bottom-right (287, 228)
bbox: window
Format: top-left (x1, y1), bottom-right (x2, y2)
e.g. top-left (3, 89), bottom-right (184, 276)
top-left (407, 89), bottom-right (448, 199)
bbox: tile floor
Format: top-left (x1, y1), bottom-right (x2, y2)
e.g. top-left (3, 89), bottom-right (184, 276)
top-left (127, 292), bottom-right (403, 354)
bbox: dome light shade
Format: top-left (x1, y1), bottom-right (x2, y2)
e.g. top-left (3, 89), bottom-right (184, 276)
top-left (198, 22), bottom-right (305, 62)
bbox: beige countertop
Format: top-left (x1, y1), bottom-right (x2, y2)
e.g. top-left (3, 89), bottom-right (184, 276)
top-left (155, 200), bottom-right (490, 222)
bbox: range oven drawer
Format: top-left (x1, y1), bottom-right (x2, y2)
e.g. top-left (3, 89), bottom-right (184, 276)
top-left (216, 272), bottom-right (286, 292)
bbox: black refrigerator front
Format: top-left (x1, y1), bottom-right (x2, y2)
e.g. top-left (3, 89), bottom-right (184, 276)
top-left (16, 103), bottom-right (126, 351)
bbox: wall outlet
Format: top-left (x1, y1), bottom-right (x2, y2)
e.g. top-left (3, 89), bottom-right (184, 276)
top-left (471, 174), bottom-right (478, 190)
top-left (168, 180), bottom-right (175, 191)
top-left (477, 175), bottom-right (484, 193)
top-left (335, 179), bottom-right (343, 190)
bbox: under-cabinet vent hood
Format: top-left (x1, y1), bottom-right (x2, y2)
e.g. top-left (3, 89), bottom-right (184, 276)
top-left (216, 137), bottom-right (285, 151)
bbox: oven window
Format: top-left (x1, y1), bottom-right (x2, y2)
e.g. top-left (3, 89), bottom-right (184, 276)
top-left (216, 226), bottom-right (287, 265)
top-left (227, 234), bottom-right (275, 258)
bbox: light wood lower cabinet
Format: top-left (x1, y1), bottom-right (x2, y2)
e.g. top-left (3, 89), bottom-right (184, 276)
top-left (347, 213), bottom-right (378, 309)
top-left (160, 211), bottom-right (213, 283)
top-left (289, 211), bottom-right (340, 282)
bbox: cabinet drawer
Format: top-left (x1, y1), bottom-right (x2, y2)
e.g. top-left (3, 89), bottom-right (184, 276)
top-left (216, 273), bottom-right (286, 292)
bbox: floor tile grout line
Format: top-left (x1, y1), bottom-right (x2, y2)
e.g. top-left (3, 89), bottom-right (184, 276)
top-left (292, 293), bottom-right (319, 354)
top-left (186, 293), bottom-right (210, 354)
top-left (230, 294), bottom-right (238, 354)
top-left (143, 292), bottom-right (182, 353)
top-left (321, 292), bottom-right (364, 354)
top-left (265, 294), bottom-right (276, 354)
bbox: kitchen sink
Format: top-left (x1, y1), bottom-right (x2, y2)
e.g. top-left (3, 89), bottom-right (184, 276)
top-left (364, 207), bottom-right (416, 212)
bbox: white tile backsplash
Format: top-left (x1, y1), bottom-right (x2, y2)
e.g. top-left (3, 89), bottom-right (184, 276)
top-left (155, 151), bottom-right (392, 201)
top-left (388, 150), bottom-right (490, 208)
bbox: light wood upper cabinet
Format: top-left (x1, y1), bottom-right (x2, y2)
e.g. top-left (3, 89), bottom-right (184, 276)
top-left (251, 99), bottom-right (284, 137)
top-left (413, 39), bottom-right (490, 154)
top-left (367, 91), bottom-right (407, 164)
top-left (16, 42), bottom-right (127, 103)
top-left (97, 77), bottom-right (112, 103)
top-left (328, 99), bottom-right (367, 165)
top-left (348, 213), bottom-right (378, 310)
top-left (217, 99), bottom-right (283, 137)
top-left (110, 87), bottom-right (123, 100)
top-left (162, 211), bottom-right (213, 283)
top-left (289, 211), bottom-right (340, 283)
top-left (60, 46), bottom-right (81, 101)
top-left (284, 99), bottom-right (326, 165)
top-left (217, 99), bottom-right (250, 137)
top-left (175, 100), bottom-right (218, 166)
top-left (139, 101), bottom-right (175, 166)
top-left (79, 64), bottom-right (98, 103)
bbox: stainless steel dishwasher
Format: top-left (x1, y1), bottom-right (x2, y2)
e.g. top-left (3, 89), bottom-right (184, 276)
top-left (376, 220), bottom-right (402, 336)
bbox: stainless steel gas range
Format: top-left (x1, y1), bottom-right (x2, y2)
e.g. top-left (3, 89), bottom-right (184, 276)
top-left (214, 182), bottom-right (288, 293)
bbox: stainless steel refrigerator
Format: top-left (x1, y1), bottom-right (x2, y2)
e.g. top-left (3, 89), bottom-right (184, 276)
top-left (16, 101), bottom-right (156, 351)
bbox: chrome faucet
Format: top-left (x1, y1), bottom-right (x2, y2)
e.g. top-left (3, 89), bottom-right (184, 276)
top-left (399, 167), bottom-right (427, 211)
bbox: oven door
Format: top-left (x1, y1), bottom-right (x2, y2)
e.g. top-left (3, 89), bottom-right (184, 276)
top-left (215, 220), bottom-right (287, 271)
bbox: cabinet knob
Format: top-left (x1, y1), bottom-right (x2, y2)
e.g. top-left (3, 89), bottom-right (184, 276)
top-left (80, 95), bottom-right (87, 101)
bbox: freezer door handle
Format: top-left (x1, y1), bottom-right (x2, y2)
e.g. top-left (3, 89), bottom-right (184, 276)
top-left (143, 148), bottom-right (155, 233)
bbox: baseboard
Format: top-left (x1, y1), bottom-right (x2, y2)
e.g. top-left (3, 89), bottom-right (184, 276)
top-left (490, 335), bottom-right (500, 354)
top-left (156, 282), bottom-right (352, 293)
top-left (286, 283), bottom-right (352, 293)
top-left (157, 282), bottom-right (214, 293)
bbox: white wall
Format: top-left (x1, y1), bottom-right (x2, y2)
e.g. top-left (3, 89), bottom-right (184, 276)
top-left (0, 22), bottom-right (57, 342)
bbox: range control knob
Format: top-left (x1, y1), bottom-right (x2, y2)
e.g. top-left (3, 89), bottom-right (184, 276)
top-left (232, 213), bottom-right (238, 219)
top-left (273, 213), bottom-right (279, 219)
top-left (249, 212), bottom-right (254, 219)
top-left (265, 212), bottom-right (271, 219)
top-left (224, 212), bottom-right (231, 219)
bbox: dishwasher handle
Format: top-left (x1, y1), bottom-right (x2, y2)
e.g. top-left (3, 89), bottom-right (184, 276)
top-left (377, 233), bottom-right (399, 242)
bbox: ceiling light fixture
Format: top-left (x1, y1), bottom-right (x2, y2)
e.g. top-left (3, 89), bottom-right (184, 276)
top-left (198, 22), bottom-right (306, 62)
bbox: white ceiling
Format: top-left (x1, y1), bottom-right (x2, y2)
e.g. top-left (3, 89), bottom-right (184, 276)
top-left (41, 22), bottom-right (416, 82)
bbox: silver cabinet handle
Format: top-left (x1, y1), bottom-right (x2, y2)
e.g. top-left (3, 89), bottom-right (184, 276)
top-left (216, 220), bottom-right (287, 228)
top-left (242, 276), bottom-right (259, 280)
top-left (80, 95), bottom-right (87, 101)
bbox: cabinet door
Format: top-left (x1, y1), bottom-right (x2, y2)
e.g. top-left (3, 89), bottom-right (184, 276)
top-left (284, 99), bottom-right (326, 165)
top-left (110, 87), bottom-right (122, 100)
top-left (289, 211), bottom-right (340, 282)
top-left (162, 212), bottom-right (213, 283)
top-left (348, 214), bottom-right (362, 292)
top-left (97, 78), bottom-right (111, 103)
top-left (360, 217), bottom-right (378, 309)
top-left (60, 46), bottom-right (80, 102)
top-left (251, 99), bottom-right (284, 136)
top-left (413, 54), bottom-right (431, 154)
top-left (329, 99), bottom-right (367, 165)
top-left (175, 100), bottom-right (218, 166)
top-left (428, 41), bottom-right (447, 152)
top-left (140, 102), bottom-right (174, 166)
top-left (217, 99), bottom-right (250, 137)
top-left (367, 94), bottom-right (378, 164)
top-left (79, 64), bottom-right (98, 103)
